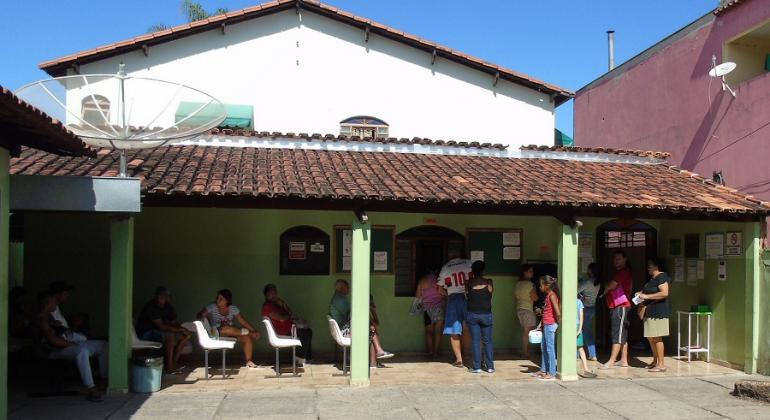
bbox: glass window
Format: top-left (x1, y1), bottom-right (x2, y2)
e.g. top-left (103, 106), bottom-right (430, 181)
top-left (81, 95), bottom-right (111, 127)
top-left (340, 115), bottom-right (388, 139)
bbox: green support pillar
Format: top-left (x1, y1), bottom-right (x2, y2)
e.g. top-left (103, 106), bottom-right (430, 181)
top-left (349, 220), bottom-right (371, 386)
top-left (743, 221), bottom-right (761, 374)
top-left (557, 222), bottom-right (578, 381)
top-left (0, 148), bottom-right (10, 420)
top-left (108, 216), bottom-right (134, 391)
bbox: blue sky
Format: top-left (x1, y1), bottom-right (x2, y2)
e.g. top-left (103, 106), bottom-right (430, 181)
top-left (0, 0), bottom-right (716, 137)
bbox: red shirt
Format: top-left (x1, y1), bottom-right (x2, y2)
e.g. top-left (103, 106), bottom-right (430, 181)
top-left (261, 301), bottom-right (293, 336)
top-left (543, 291), bottom-right (560, 325)
top-left (606, 266), bottom-right (633, 308)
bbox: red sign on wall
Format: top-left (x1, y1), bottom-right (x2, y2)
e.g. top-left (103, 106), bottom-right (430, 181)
top-left (288, 241), bottom-right (306, 260)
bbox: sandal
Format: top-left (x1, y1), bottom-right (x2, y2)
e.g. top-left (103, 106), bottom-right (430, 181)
top-left (597, 363), bottom-right (613, 370)
top-left (648, 367), bottom-right (667, 372)
top-left (246, 360), bottom-right (259, 369)
top-left (452, 361), bottom-right (465, 368)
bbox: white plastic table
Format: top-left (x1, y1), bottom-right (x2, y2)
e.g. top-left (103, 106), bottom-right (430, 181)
top-left (677, 311), bottom-right (712, 363)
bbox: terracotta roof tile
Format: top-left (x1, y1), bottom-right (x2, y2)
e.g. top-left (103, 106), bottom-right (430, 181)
top-left (10, 145), bottom-right (769, 217)
top-left (38, 0), bottom-right (572, 104)
top-left (0, 85), bottom-right (95, 157)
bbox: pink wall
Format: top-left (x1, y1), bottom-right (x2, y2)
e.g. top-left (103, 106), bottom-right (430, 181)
top-left (575, 0), bottom-right (770, 201)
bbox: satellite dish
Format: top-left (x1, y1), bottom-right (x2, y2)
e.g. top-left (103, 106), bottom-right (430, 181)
top-left (709, 62), bottom-right (736, 77)
top-left (15, 63), bottom-right (226, 176)
top-left (708, 56), bottom-right (737, 97)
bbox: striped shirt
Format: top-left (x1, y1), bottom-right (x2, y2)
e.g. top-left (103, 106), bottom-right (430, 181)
top-left (206, 303), bottom-right (240, 328)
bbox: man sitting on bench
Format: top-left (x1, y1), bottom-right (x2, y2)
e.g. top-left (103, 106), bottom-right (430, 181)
top-left (36, 291), bottom-right (108, 402)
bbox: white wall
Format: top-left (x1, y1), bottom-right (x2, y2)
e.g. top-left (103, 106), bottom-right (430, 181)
top-left (72, 10), bottom-right (555, 147)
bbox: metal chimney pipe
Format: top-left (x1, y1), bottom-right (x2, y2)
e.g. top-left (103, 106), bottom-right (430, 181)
top-left (607, 30), bottom-right (615, 71)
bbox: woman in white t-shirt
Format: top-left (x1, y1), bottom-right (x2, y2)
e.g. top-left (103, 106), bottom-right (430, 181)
top-left (197, 289), bottom-right (262, 368)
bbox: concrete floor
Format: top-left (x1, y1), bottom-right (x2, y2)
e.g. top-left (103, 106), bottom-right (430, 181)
top-left (9, 355), bottom-right (770, 419)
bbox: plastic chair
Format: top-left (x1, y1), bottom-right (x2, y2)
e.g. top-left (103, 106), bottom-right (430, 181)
top-left (327, 316), bottom-right (351, 375)
top-left (192, 320), bottom-right (236, 379)
top-left (131, 324), bottom-right (162, 350)
top-left (262, 317), bottom-right (302, 376)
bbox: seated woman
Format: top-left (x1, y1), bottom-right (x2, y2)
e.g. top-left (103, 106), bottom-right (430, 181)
top-left (261, 284), bottom-right (313, 364)
top-left (197, 289), bottom-right (262, 368)
top-left (369, 294), bottom-right (394, 367)
top-left (36, 291), bottom-right (108, 402)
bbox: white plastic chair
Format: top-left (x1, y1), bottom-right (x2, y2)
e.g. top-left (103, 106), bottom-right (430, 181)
top-left (262, 317), bottom-right (302, 376)
top-left (131, 324), bottom-right (162, 350)
top-left (192, 320), bottom-right (236, 379)
top-left (327, 315), bottom-right (351, 375)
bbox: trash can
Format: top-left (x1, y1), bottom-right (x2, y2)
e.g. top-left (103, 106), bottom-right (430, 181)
top-left (131, 356), bottom-right (163, 393)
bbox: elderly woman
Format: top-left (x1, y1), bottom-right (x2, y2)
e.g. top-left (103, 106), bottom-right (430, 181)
top-left (197, 289), bottom-right (262, 368)
top-left (636, 256), bottom-right (671, 372)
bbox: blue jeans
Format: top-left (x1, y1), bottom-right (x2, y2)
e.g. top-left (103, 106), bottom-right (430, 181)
top-left (465, 312), bottom-right (494, 370)
top-left (540, 323), bottom-right (558, 376)
top-left (582, 306), bottom-right (597, 359)
top-left (48, 340), bottom-right (108, 388)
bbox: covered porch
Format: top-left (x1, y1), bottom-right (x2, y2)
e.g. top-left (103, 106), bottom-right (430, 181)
top-left (7, 136), bottom-right (769, 392)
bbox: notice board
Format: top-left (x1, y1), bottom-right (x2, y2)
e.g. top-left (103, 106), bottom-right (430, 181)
top-left (334, 225), bottom-right (395, 274)
top-left (466, 228), bottom-right (523, 275)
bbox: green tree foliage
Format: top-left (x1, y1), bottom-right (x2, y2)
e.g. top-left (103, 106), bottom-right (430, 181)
top-left (148, 1), bottom-right (228, 33)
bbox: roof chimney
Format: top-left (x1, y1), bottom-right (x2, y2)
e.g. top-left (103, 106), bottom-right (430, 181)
top-left (607, 30), bottom-right (615, 71)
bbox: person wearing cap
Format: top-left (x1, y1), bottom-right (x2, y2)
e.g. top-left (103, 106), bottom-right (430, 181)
top-left (262, 283), bottom-right (314, 365)
top-left (49, 280), bottom-right (88, 343)
top-left (135, 287), bottom-right (191, 373)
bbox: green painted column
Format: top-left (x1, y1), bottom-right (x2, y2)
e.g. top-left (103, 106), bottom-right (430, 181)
top-left (108, 216), bottom-right (134, 391)
top-left (349, 220), bottom-right (371, 386)
top-left (0, 148), bottom-right (10, 420)
top-left (743, 221), bottom-right (761, 374)
top-left (557, 223), bottom-right (578, 381)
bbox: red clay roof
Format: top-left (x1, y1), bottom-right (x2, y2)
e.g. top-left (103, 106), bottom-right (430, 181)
top-left (0, 86), bottom-right (95, 157)
top-left (519, 145), bottom-right (671, 159)
top-left (38, 0), bottom-right (573, 105)
top-left (10, 145), bottom-right (768, 218)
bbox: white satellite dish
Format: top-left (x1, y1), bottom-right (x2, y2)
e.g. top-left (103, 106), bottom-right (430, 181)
top-left (15, 63), bottom-right (226, 176)
top-left (709, 56), bottom-right (737, 97)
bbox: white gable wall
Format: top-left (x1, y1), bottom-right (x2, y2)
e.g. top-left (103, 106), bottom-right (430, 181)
top-left (74, 9), bottom-right (555, 147)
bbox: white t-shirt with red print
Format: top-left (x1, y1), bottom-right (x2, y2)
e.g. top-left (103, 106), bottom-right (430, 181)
top-left (437, 258), bottom-right (473, 295)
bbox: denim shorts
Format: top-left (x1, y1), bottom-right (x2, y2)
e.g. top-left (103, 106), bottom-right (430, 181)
top-left (443, 294), bottom-right (466, 335)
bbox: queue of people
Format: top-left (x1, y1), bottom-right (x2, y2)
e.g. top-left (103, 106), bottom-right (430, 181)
top-left (411, 249), bottom-right (672, 379)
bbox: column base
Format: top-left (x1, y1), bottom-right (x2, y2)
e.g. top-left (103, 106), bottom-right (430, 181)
top-left (349, 378), bottom-right (370, 387)
top-left (556, 372), bottom-right (578, 381)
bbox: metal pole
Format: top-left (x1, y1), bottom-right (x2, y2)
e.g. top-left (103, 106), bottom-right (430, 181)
top-left (117, 63), bottom-right (128, 178)
top-left (607, 30), bottom-right (615, 71)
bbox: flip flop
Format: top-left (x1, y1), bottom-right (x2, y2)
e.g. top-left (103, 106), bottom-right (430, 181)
top-left (578, 371), bottom-right (598, 378)
top-left (597, 363), bottom-right (613, 370)
top-left (648, 367), bottom-right (667, 372)
top-left (452, 361), bottom-right (465, 368)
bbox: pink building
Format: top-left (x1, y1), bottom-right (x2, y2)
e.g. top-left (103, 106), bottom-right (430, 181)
top-left (575, 0), bottom-right (770, 207)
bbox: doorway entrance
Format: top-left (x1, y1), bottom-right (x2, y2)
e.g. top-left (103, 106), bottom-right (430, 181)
top-left (394, 226), bottom-right (464, 297)
top-left (595, 219), bottom-right (658, 349)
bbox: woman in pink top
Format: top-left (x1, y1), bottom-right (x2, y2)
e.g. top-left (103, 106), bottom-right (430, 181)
top-left (416, 269), bottom-right (445, 357)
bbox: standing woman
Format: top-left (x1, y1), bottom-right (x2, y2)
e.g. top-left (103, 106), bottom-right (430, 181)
top-left (600, 250), bottom-right (633, 369)
top-left (416, 269), bottom-right (445, 357)
top-left (637, 256), bottom-right (671, 372)
top-left (465, 261), bottom-right (495, 373)
top-left (515, 264), bottom-right (538, 356)
top-left (536, 275), bottom-right (560, 380)
top-left (197, 289), bottom-right (262, 368)
top-left (578, 263), bottom-right (601, 361)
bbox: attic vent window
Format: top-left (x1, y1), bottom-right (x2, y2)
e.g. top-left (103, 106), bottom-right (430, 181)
top-left (340, 116), bottom-right (388, 139)
top-left (81, 95), bottom-right (111, 127)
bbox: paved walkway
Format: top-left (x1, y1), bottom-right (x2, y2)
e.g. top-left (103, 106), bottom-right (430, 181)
top-left (9, 373), bottom-right (770, 419)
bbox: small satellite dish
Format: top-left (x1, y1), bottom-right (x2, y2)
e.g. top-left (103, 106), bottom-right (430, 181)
top-left (15, 63), bottom-right (226, 176)
top-left (709, 62), bottom-right (737, 77)
top-left (708, 55), bottom-right (737, 97)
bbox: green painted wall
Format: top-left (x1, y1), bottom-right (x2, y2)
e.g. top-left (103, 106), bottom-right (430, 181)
top-left (18, 209), bottom-right (765, 369)
top-left (760, 248), bottom-right (770, 375)
top-left (0, 148), bottom-right (10, 420)
top-left (22, 208), bottom-right (562, 354)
